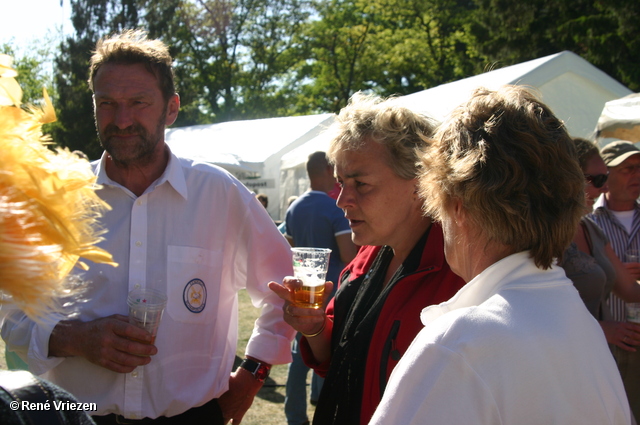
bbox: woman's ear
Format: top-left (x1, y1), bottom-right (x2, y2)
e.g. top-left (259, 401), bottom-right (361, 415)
top-left (451, 197), bottom-right (466, 228)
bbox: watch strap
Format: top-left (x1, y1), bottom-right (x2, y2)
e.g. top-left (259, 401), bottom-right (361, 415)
top-left (240, 358), bottom-right (270, 382)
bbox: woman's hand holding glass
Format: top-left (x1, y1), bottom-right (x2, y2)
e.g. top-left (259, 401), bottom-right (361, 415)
top-left (268, 277), bottom-right (333, 337)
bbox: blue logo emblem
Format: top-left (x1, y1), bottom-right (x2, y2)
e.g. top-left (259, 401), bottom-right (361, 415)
top-left (183, 279), bottom-right (207, 313)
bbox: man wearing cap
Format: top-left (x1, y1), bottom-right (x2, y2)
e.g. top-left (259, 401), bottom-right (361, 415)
top-left (589, 140), bottom-right (640, 421)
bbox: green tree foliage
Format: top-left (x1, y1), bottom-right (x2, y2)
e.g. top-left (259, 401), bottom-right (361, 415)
top-left (52, 0), bottom-right (142, 159)
top-left (1, 40), bottom-right (60, 138)
top-left (559, 0), bottom-right (640, 91)
top-left (365, 0), bottom-right (478, 94)
top-left (50, 0), bottom-right (639, 157)
top-left (152, 0), bottom-right (314, 123)
top-left (1, 43), bottom-right (55, 107)
top-left (53, 0), bottom-right (314, 156)
top-left (469, 0), bottom-right (640, 91)
top-left (289, 0), bottom-right (375, 112)
top-left (289, 0), bottom-right (478, 113)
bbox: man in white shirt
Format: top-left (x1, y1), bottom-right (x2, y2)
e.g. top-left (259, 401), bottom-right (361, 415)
top-left (1, 29), bottom-right (295, 424)
top-left (590, 140), bottom-right (640, 422)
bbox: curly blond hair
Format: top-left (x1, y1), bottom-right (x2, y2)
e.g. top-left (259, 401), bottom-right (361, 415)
top-left (327, 92), bottom-right (437, 180)
top-left (419, 86), bottom-right (584, 269)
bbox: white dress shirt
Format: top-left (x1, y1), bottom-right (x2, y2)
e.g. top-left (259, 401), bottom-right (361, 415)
top-left (370, 252), bottom-right (631, 425)
top-left (1, 147), bottom-right (296, 419)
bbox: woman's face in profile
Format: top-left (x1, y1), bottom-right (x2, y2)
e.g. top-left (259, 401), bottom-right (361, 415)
top-left (583, 154), bottom-right (608, 211)
top-left (334, 139), bottom-right (421, 249)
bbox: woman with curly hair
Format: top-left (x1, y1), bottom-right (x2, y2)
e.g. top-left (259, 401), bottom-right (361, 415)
top-left (370, 86), bottom-right (631, 425)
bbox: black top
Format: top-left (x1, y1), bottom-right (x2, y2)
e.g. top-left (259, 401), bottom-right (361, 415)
top-left (312, 229), bottom-right (429, 425)
top-left (0, 370), bottom-right (96, 425)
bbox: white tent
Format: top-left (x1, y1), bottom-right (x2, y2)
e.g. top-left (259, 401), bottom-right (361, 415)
top-left (280, 50), bottom-right (632, 203)
top-left (279, 128), bottom-right (338, 210)
top-left (397, 50), bottom-right (632, 138)
top-left (165, 113), bottom-right (335, 219)
top-left (596, 93), bottom-right (640, 143)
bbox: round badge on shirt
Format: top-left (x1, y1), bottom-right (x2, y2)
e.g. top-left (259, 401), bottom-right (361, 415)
top-left (183, 278), bottom-right (207, 313)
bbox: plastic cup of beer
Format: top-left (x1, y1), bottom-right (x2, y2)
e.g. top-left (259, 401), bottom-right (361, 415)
top-left (291, 247), bottom-right (332, 309)
top-left (127, 288), bottom-right (168, 343)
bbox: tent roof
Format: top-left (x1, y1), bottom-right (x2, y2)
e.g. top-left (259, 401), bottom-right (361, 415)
top-left (280, 128), bottom-right (336, 170)
top-left (165, 113), bottom-right (335, 174)
top-left (395, 51), bottom-right (632, 138)
top-left (596, 93), bottom-right (640, 142)
top-left (283, 51), bottom-right (631, 170)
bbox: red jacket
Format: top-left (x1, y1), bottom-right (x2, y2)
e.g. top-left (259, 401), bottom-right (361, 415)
top-left (300, 223), bottom-right (465, 424)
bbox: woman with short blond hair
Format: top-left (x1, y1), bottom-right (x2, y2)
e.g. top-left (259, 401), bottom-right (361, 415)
top-left (270, 92), bottom-right (465, 425)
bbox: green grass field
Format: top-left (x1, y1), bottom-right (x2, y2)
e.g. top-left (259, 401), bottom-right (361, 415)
top-left (0, 289), bottom-right (315, 424)
top-left (236, 289), bottom-right (316, 425)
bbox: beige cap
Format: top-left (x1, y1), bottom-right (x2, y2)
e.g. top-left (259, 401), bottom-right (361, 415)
top-left (600, 141), bottom-right (640, 167)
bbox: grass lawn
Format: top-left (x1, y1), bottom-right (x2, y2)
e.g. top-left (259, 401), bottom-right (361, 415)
top-left (0, 289), bottom-right (316, 425)
top-left (236, 289), bottom-right (316, 425)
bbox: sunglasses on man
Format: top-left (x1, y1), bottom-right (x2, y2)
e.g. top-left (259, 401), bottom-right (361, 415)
top-left (585, 173), bottom-right (608, 188)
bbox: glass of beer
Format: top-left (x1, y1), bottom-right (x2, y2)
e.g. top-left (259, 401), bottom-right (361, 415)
top-left (291, 247), bottom-right (332, 309)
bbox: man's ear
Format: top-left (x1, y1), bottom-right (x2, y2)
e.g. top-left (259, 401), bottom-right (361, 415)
top-left (165, 94), bottom-right (180, 126)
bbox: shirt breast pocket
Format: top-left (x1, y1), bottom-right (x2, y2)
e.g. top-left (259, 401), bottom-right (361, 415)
top-left (166, 245), bottom-right (222, 323)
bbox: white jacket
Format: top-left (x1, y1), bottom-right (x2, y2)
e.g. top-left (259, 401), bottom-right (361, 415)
top-left (370, 251), bottom-right (630, 425)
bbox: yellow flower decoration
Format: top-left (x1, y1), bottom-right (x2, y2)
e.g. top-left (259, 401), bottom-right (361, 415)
top-left (0, 55), bottom-right (117, 319)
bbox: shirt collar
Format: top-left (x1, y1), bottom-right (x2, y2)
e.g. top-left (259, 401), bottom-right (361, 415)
top-left (94, 145), bottom-right (188, 200)
top-left (592, 193), bottom-right (607, 211)
top-left (592, 193), bottom-right (640, 218)
top-left (419, 251), bottom-right (551, 325)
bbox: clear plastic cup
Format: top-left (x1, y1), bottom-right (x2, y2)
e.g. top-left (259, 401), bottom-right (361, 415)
top-left (127, 288), bottom-right (168, 343)
top-left (291, 248), bottom-right (332, 309)
top-left (628, 303), bottom-right (640, 324)
top-left (626, 249), bottom-right (640, 263)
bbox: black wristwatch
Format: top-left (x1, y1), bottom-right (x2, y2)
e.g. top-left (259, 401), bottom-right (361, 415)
top-left (240, 358), bottom-right (271, 382)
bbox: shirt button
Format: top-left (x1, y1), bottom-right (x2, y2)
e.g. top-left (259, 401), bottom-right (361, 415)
top-left (134, 284), bottom-right (141, 289)
top-left (131, 371), bottom-right (139, 378)
top-left (135, 241), bottom-right (142, 247)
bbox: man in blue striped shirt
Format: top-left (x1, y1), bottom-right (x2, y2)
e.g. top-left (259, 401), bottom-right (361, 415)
top-left (590, 140), bottom-right (640, 422)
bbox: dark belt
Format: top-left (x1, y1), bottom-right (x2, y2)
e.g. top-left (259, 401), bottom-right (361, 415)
top-left (92, 398), bottom-right (223, 425)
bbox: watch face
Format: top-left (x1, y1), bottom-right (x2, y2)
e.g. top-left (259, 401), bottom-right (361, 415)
top-left (255, 364), bottom-right (270, 381)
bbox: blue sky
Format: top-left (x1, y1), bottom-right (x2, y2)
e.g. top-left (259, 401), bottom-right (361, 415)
top-left (1, 0), bottom-right (72, 52)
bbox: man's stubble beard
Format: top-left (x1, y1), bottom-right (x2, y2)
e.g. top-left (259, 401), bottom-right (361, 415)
top-left (97, 108), bottom-right (167, 167)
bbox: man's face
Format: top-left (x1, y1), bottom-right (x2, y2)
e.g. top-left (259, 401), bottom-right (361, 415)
top-left (607, 154), bottom-right (640, 206)
top-left (93, 62), bottom-right (179, 166)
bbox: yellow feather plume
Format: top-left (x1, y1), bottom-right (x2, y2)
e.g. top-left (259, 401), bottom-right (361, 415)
top-left (0, 56), bottom-right (117, 320)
